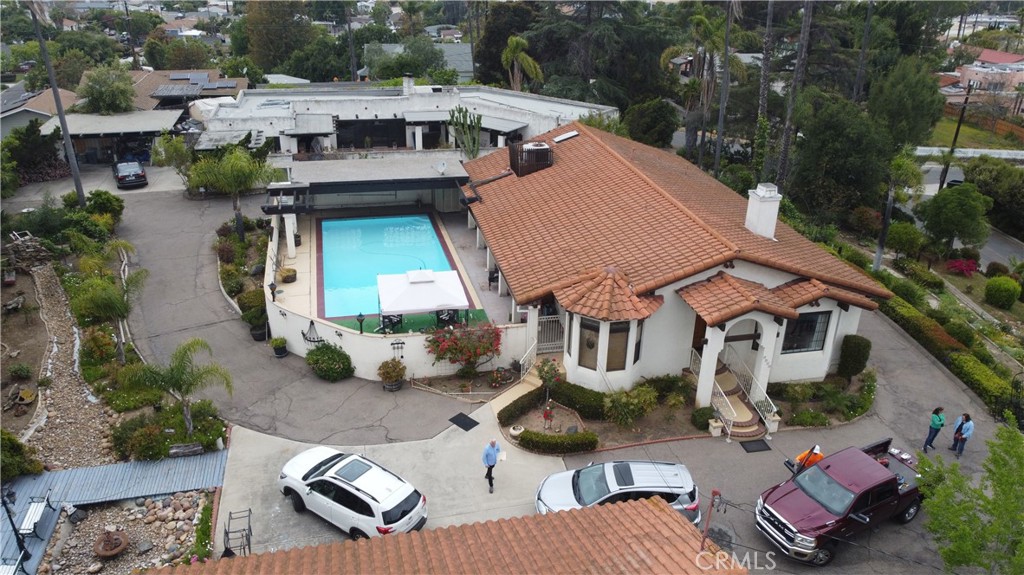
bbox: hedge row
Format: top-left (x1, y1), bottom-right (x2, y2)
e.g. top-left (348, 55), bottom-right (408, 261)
top-left (497, 386), bottom-right (544, 427)
top-left (517, 429), bottom-right (599, 454)
top-left (892, 258), bottom-right (945, 292)
top-left (548, 380), bottom-right (606, 420)
top-left (946, 352), bottom-right (1013, 407)
top-left (879, 295), bottom-right (966, 360)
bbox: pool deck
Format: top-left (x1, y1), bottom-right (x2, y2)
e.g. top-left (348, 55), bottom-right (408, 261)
top-left (270, 209), bottom-right (517, 329)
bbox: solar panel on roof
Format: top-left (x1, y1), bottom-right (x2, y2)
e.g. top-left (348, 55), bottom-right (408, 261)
top-left (202, 83), bottom-right (219, 89)
top-left (168, 73), bottom-right (190, 80)
top-left (218, 81), bottom-right (237, 88)
top-left (189, 73), bottom-right (208, 84)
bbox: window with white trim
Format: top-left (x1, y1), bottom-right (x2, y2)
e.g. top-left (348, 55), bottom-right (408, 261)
top-left (606, 321), bottom-right (629, 371)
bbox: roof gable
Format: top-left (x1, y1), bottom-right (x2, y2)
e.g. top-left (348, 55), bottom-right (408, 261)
top-left (555, 266), bottom-right (665, 321)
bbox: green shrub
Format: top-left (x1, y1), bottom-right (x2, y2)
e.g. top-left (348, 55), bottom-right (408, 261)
top-left (638, 374), bottom-right (684, 403)
top-left (892, 279), bottom-right (927, 309)
top-left (517, 429), bottom-right (599, 454)
top-left (236, 290), bottom-right (265, 314)
top-left (604, 385), bottom-right (659, 428)
top-left (985, 262), bottom-right (1009, 277)
top-left (782, 383), bottom-right (815, 403)
top-left (787, 409), bottom-right (830, 427)
top-left (7, 363), bottom-right (32, 380)
top-left (191, 501), bottom-right (214, 561)
top-left (497, 387), bottom-right (545, 426)
top-left (691, 406), bottom-right (715, 431)
top-left (834, 242), bottom-right (872, 270)
top-left (893, 257), bottom-right (945, 292)
top-left (549, 380), bottom-right (606, 420)
top-left (944, 320), bottom-right (976, 348)
top-left (947, 352), bottom-right (1012, 408)
top-left (837, 335), bottom-right (871, 380)
top-left (80, 326), bottom-right (117, 365)
top-left (111, 401), bottom-right (225, 460)
top-left (844, 381), bottom-right (876, 421)
top-left (984, 276), bottom-right (1021, 309)
top-left (818, 385), bottom-right (854, 415)
top-left (223, 277), bottom-right (244, 297)
top-left (848, 206), bottom-right (881, 237)
top-left (305, 343), bottom-right (354, 382)
top-left (971, 343), bottom-right (995, 367)
top-left (925, 307), bottom-right (951, 326)
top-left (879, 296), bottom-right (966, 361)
top-left (1, 429), bottom-right (44, 481)
top-left (101, 370), bottom-right (165, 412)
top-left (951, 247), bottom-right (980, 262)
top-left (241, 309), bottom-right (266, 327)
top-left (872, 268), bottom-right (899, 290)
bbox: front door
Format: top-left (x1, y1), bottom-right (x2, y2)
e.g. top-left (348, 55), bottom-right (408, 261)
top-left (691, 314), bottom-right (707, 353)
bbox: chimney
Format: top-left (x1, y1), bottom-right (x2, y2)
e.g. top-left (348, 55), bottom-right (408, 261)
top-left (402, 73), bottom-right (414, 96)
top-left (745, 183), bottom-right (782, 240)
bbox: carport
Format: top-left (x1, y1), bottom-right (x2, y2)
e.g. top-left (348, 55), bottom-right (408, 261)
top-left (39, 110), bottom-right (182, 164)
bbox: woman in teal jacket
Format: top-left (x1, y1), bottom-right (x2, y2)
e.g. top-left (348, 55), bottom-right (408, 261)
top-left (923, 406), bottom-right (945, 453)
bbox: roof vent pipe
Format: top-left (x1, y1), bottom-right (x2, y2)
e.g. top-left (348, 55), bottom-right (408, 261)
top-left (744, 183), bottom-right (782, 240)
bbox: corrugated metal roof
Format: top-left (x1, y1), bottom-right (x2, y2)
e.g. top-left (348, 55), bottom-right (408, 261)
top-left (40, 110), bottom-right (183, 136)
top-left (2, 450), bottom-right (228, 573)
top-left (4, 449), bottom-right (229, 507)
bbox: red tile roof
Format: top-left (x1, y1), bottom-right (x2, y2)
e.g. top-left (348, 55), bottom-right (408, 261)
top-left (554, 266), bottom-right (664, 320)
top-left (976, 48), bottom-right (1024, 64)
top-left (168, 499), bottom-right (747, 575)
top-left (678, 272), bottom-right (798, 327)
top-left (771, 278), bottom-right (879, 312)
top-left (463, 123), bottom-right (890, 311)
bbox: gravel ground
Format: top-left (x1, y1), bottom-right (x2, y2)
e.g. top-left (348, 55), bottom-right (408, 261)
top-left (24, 264), bottom-right (209, 575)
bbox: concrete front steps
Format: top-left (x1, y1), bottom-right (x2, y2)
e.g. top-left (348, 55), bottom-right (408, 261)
top-left (715, 363), bottom-right (768, 441)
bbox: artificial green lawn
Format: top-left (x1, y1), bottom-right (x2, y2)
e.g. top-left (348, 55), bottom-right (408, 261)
top-left (331, 308), bottom-right (491, 334)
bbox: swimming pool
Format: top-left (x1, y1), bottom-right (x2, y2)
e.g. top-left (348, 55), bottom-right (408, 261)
top-left (319, 215), bottom-right (455, 318)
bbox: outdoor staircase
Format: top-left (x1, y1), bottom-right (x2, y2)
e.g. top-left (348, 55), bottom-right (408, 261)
top-left (712, 361), bottom-right (767, 440)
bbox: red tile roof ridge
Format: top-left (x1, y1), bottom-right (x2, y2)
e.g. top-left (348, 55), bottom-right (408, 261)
top-left (575, 122), bottom-right (741, 257)
top-left (735, 250), bottom-right (891, 298)
top-left (554, 265), bottom-right (665, 320)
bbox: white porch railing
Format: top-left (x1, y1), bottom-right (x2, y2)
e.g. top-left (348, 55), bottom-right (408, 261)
top-left (724, 347), bottom-right (778, 428)
top-left (690, 348), bottom-right (702, 380)
top-left (518, 338), bottom-right (537, 384)
top-left (711, 381), bottom-right (736, 442)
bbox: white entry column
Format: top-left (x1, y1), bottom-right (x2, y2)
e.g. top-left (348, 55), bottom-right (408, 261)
top-left (695, 327), bottom-right (726, 408)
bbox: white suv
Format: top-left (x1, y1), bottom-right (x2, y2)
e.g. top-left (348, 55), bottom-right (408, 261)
top-left (278, 446), bottom-right (428, 540)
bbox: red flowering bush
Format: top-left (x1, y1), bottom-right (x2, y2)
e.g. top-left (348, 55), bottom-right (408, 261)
top-left (946, 259), bottom-right (979, 278)
top-left (425, 323), bottom-right (503, 377)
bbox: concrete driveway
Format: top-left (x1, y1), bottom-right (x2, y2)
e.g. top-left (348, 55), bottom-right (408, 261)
top-left (5, 168), bottom-right (1002, 573)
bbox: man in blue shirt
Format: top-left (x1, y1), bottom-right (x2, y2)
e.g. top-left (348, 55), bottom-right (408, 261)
top-left (482, 439), bottom-right (501, 494)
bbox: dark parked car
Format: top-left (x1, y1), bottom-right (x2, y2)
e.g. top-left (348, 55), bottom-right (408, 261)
top-left (113, 161), bottom-right (147, 188)
top-left (16, 61), bottom-right (36, 72)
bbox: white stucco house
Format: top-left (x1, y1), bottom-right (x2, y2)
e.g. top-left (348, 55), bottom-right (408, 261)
top-left (459, 122), bottom-right (892, 436)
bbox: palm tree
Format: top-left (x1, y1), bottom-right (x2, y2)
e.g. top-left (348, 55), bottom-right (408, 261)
top-left (776, 0), bottom-right (814, 191)
top-left (118, 338), bottom-right (233, 437)
top-left (501, 35), bottom-right (543, 92)
top-left (189, 147), bottom-right (279, 241)
top-left (69, 269), bottom-right (148, 364)
top-left (713, 0), bottom-right (742, 177)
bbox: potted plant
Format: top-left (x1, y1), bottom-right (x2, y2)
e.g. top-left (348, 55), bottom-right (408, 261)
top-left (244, 310), bottom-right (268, 341)
top-left (377, 358), bottom-right (406, 392)
top-left (270, 337), bottom-right (288, 358)
top-left (278, 267), bottom-right (297, 283)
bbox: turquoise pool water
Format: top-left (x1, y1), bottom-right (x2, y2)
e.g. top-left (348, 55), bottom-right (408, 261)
top-left (320, 215), bottom-right (454, 318)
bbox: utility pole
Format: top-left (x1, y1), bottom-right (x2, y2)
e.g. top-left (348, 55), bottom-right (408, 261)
top-left (938, 81), bottom-right (976, 191)
top-left (28, 1), bottom-right (85, 208)
top-left (123, 0), bottom-right (140, 70)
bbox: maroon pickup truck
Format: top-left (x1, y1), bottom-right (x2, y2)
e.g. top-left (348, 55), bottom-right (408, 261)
top-left (755, 438), bottom-right (923, 566)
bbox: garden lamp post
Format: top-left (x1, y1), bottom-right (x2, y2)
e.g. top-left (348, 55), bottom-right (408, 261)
top-left (268, 281), bottom-right (277, 303)
top-left (357, 312), bottom-right (365, 334)
top-left (2, 489), bottom-right (31, 561)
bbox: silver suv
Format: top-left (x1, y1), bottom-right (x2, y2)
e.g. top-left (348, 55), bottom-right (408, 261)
top-left (535, 460), bottom-right (701, 524)
top-left (278, 447), bottom-right (428, 540)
